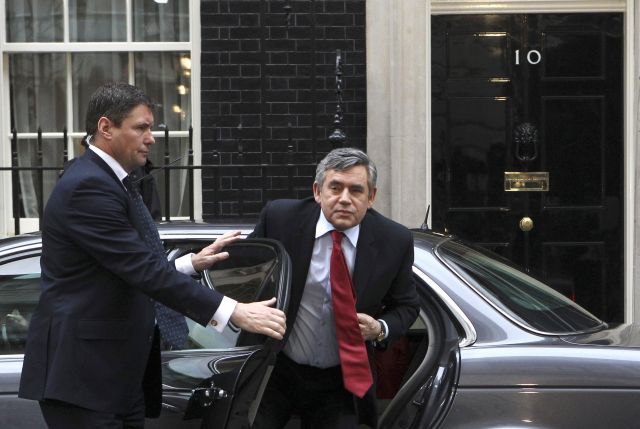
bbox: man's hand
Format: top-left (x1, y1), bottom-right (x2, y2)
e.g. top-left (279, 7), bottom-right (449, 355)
top-left (191, 230), bottom-right (242, 272)
top-left (357, 313), bottom-right (382, 341)
top-left (230, 297), bottom-right (287, 340)
top-left (6, 309), bottom-right (29, 331)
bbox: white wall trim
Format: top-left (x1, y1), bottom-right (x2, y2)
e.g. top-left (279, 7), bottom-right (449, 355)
top-left (191, 0), bottom-right (203, 221)
top-left (1, 42), bottom-right (192, 53)
top-left (0, 0), bottom-right (9, 237)
top-left (431, 0), bottom-right (625, 14)
top-left (426, 2), bottom-right (432, 228)
top-left (628, 0), bottom-right (638, 323)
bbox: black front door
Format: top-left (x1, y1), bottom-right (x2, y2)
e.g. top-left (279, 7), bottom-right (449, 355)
top-left (431, 13), bottom-right (624, 321)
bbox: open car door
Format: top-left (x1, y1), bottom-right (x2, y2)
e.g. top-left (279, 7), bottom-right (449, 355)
top-left (156, 238), bottom-right (291, 429)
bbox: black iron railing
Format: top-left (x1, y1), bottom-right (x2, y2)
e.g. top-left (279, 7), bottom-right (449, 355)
top-left (3, 49), bottom-right (349, 235)
top-left (1, 125), bottom-right (324, 235)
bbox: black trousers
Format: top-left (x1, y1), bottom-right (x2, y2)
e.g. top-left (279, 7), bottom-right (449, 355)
top-left (39, 395), bottom-right (145, 429)
top-left (252, 353), bottom-right (359, 429)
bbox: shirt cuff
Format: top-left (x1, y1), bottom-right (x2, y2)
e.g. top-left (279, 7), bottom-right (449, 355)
top-left (175, 253), bottom-right (197, 275)
top-left (209, 296), bottom-right (237, 333)
top-left (378, 319), bottom-right (389, 340)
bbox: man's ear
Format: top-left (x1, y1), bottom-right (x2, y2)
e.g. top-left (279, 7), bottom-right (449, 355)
top-left (313, 182), bottom-right (321, 203)
top-left (368, 187), bottom-right (377, 208)
top-left (96, 116), bottom-right (113, 140)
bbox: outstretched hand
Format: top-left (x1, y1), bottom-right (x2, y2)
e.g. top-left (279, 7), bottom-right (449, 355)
top-left (191, 230), bottom-right (242, 272)
top-left (230, 297), bottom-right (287, 340)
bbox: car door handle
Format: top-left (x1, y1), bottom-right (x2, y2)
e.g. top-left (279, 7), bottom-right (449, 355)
top-left (191, 381), bottom-right (229, 408)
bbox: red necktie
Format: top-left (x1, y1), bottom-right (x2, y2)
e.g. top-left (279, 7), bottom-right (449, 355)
top-left (330, 230), bottom-right (373, 398)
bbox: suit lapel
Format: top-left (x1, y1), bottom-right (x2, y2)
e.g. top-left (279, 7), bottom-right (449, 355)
top-left (353, 211), bottom-right (378, 303)
top-left (286, 202), bottom-right (320, 330)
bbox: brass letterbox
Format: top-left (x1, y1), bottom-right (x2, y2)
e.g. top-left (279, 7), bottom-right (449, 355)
top-left (504, 172), bottom-right (549, 192)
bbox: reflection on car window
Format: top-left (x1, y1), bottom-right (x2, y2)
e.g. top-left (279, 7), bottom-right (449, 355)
top-left (0, 255), bottom-right (41, 355)
top-left (167, 241), bottom-right (279, 350)
top-left (437, 240), bottom-right (604, 334)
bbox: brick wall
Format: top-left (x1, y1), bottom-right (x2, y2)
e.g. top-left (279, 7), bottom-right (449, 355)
top-left (200, 0), bottom-right (366, 220)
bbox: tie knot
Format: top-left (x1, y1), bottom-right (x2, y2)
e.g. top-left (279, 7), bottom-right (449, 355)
top-left (122, 176), bottom-right (135, 193)
top-left (331, 230), bottom-right (344, 246)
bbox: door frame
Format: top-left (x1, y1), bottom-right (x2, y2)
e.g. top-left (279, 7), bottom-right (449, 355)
top-left (366, 0), bottom-right (634, 322)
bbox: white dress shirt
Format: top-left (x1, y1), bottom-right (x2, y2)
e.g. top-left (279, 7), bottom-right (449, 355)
top-left (88, 144), bottom-right (235, 332)
top-left (283, 211), bottom-right (361, 368)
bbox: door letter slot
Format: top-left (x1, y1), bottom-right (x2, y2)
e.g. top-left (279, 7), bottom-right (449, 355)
top-left (504, 172), bottom-right (549, 192)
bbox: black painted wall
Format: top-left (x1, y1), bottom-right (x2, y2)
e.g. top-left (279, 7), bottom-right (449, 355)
top-left (200, 0), bottom-right (367, 220)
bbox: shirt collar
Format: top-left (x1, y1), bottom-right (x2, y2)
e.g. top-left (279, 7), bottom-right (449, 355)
top-left (315, 209), bottom-right (360, 248)
top-left (88, 144), bottom-right (129, 183)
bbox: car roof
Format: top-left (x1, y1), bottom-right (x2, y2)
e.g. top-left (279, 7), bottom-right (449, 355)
top-left (0, 223), bottom-right (454, 248)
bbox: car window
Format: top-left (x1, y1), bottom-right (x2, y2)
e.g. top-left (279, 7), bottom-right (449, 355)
top-left (0, 255), bottom-right (41, 355)
top-left (436, 239), bottom-right (604, 334)
top-left (167, 241), bottom-right (281, 350)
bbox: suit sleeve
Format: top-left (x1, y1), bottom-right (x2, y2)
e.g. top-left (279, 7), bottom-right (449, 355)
top-left (249, 201), bottom-right (270, 238)
top-left (379, 231), bottom-right (420, 343)
top-left (63, 177), bottom-right (222, 326)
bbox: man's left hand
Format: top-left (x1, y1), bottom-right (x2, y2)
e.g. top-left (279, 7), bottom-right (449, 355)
top-left (357, 313), bottom-right (382, 341)
top-left (191, 230), bottom-right (242, 272)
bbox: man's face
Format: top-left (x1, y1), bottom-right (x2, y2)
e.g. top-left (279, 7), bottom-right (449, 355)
top-left (101, 104), bottom-right (155, 173)
top-left (313, 165), bottom-right (377, 231)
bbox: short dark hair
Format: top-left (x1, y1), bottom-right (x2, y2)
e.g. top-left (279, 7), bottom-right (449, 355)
top-left (85, 82), bottom-right (154, 136)
top-left (315, 147), bottom-right (377, 194)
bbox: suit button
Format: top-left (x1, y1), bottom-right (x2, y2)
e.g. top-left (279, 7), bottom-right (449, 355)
top-left (148, 335), bottom-right (153, 342)
top-left (210, 320), bottom-right (218, 327)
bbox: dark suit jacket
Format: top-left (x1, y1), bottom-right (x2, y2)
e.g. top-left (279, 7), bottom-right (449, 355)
top-left (18, 150), bottom-right (223, 416)
top-left (250, 197), bottom-right (420, 426)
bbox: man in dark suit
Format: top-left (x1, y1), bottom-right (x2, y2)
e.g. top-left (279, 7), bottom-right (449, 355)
top-left (250, 147), bottom-right (420, 429)
top-left (18, 82), bottom-right (286, 429)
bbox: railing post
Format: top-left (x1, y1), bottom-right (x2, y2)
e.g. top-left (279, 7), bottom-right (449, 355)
top-left (62, 127), bottom-right (69, 164)
top-left (237, 124), bottom-right (244, 218)
top-left (212, 126), bottom-right (219, 218)
top-left (163, 126), bottom-right (171, 222)
top-left (37, 127), bottom-right (44, 231)
top-left (188, 125), bottom-right (194, 222)
top-left (212, 149), bottom-right (220, 218)
top-left (11, 129), bottom-right (20, 235)
top-left (287, 123), bottom-right (294, 195)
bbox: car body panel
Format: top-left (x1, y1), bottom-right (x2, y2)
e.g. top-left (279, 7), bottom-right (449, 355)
top-left (440, 388), bottom-right (640, 428)
top-left (458, 345), bottom-right (640, 387)
top-left (3, 225), bottom-right (640, 428)
top-left (0, 223), bottom-right (291, 429)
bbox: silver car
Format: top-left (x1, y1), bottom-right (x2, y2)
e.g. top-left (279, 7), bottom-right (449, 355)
top-left (1, 223), bottom-right (639, 428)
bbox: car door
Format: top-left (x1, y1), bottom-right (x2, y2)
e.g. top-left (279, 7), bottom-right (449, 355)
top-left (0, 239), bottom-right (45, 429)
top-left (377, 269), bottom-right (462, 429)
top-left (156, 237), bottom-right (291, 429)
top-left (0, 235), bottom-right (291, 429)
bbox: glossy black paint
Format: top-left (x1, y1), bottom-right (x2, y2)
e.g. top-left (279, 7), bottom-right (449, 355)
top-left (431, 13), bottom-right (624, 321)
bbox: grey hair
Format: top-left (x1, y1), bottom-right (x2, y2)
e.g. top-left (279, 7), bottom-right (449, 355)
top-left (315, 147), bottom-right (377, 194)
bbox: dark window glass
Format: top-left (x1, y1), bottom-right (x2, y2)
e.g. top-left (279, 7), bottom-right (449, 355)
top-left (0, 255), bottom-right (41, 354)
top-left (437, 240), bottom-right (604, 334)
top-left (6, 0), bottom-right (63, 42)
top-left (133, 0), bottom-right (189, 42)
top-left (166, 241), bottom-right (280, 350)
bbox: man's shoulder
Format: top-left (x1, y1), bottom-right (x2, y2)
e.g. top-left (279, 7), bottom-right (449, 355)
top-left (55, 153), bottom-right (120, 196)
